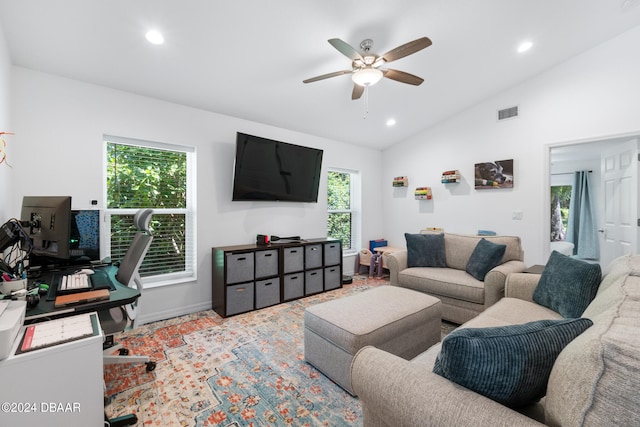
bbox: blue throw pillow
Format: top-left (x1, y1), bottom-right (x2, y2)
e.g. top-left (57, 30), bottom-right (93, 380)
top-left (404, 233), bottom-right (446, 267)
top-left (533, 251), bottom-right (602, 318)
top-left (433, 318), bottom-right (593, 408)
top-left (465, 238), bottom-right (506, 281)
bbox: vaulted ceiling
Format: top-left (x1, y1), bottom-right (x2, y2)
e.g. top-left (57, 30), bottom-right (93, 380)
top-left (1, 0), bottom-right (640, 149)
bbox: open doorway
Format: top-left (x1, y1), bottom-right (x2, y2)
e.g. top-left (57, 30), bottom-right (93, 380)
top-left (548, 134), bottom-right (639, 267)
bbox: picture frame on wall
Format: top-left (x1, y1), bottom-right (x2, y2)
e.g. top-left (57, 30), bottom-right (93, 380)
top-left (474, 159), bottom-right (513, 189)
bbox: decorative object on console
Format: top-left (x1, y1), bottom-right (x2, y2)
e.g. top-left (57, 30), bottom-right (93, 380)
top-left (392, 176), bottom-right (408, 187)
top-left (440, 170), bottom-right (460, 183)
top-left (474, 159), bottom-right (514, 189)
top-left (414, 187), bottom-right (432, 199)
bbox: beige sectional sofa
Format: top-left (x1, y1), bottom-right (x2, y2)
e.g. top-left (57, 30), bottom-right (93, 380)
top-left (351, 254), bottom-right (640, 427)
top-left (385, 232), bottom-right (526, 324)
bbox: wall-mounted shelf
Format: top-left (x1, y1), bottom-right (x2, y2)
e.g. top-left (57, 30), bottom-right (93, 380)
top-left (414, 187), bottom-right (432, 200)
top-left (392, 176), bottom-right (409, 187)
top-left (441, 170), bottom-right (461, 183)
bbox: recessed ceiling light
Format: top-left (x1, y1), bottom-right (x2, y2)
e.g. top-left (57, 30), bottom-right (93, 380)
top-left (517, 41), bottom-right (533, 53)
top-left (145, 30), bottom-right (164, 45)
top-left (386, 118), bottom-right (397, 127)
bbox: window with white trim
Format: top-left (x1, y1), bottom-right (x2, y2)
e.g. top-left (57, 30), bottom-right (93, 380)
top-left (104, 135), bottom-right (196, 286)
top-left (327, 168), bottom-right (360, 253)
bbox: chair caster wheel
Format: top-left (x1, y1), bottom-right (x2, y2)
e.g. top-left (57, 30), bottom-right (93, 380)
top-left (118, 348), bottom-right (129, 356)
top-left (145, 361), bottom-right (156, 372)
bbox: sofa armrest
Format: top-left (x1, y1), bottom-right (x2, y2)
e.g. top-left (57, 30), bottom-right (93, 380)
top-left (505, 272), bottom-right (541, 302)
top-left (384, 251), bottom-right (407, 286)
top-left (483, 260), bottom-right (527, 308)
top-left (351, 346), bottom-right (544, 427)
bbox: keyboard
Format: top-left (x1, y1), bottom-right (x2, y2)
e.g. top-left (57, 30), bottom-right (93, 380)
top-left (48, 269), bottom-right (116, 300)
top-left (59, 274), bottom-right (91, 291)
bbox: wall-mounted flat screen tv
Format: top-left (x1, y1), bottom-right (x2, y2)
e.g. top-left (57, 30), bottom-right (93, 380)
top-left (232, 132), bottom-right (323, 202)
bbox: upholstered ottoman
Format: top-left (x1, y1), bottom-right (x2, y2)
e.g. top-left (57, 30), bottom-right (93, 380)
top-left (304, 286), bottom-right (442, 395)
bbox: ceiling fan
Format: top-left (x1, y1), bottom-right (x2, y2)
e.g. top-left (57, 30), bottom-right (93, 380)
top-left (303, 37), bottom-right (432, 100)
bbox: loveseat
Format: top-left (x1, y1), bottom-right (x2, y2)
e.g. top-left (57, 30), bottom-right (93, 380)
top-left (351, 253), bottom-right (640, 426)
top-left (385, 232), bottom-right (526, 324)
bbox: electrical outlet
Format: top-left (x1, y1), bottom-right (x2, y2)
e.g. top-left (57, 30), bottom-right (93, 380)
top-left (512, 211), bottom-right (523, 220)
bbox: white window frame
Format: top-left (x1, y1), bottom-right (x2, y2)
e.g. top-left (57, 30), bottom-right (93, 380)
top-left (103, 135), bottom-right (197, 288)
top-left (327, 167), bottom-right (361, 255)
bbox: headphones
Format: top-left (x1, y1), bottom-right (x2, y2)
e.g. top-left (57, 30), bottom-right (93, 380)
top-left (26, 292), bottom-right (40, 308)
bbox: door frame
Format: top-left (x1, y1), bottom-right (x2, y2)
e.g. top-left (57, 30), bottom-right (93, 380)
top-left (543, 130), bottom-right (640, 264)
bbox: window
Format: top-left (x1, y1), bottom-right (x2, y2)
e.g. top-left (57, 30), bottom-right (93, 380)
top-left (105, 135), bottom-right (196, 286)
top-left (327, 169), bottom-right (360, 252)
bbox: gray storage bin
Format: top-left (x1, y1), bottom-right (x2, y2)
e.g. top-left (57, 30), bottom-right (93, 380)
top-left (324, 242), bottom-right (341, 266)
top-left (324, 266), bottom-right (341, 291)
top-left (283, 273), bottom-right (304, 300)
top-left (305, 244), bottom-right (323, 269)
top-left (226, 282), bottom-right (254, 315)
top-left (255, 249), bottom-right (278, 278)
top-left (255, 278), bottom-right (280, 309)
top-left (305, 269), bottom-right (324, 295)
top-left (283, 247), bottom-right (304, 273)
top-left (225, 252), bottom-right (254, 284)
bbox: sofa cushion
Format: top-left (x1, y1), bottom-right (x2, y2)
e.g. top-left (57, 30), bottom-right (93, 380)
top-left (405, 233), bottom-right (446, 268)
top-left (432, 318), bottom-right (593, 408)
top-left (465, 238), bottom-right (506, 281)
top-left (545, 266), bottom-right (640, 426)
top-left (443, 233), bottom-right (523, 270)
top-left (533, 251), bottom-right (601, 318)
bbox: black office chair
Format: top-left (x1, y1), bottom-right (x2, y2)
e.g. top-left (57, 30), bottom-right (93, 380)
top-left (100, 209), bottom-right (156, 372)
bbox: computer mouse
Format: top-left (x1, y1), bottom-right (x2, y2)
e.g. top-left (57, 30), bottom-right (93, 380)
top-left (77, 269), bottom-right (95, 275)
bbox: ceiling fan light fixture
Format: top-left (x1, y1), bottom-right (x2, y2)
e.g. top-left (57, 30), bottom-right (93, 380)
top-left (352, 68), bottom-right (383, 87)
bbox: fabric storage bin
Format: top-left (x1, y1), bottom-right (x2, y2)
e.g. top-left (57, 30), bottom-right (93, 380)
top-left (305, 244), bottom-right (323, 269)
top-left (255, 249), bottom-right (278, 278)
top-left (255, 278), bottom-right (280, 309)
top-left (283, 247), bottom-right (304, 273)
top-left (324, 266), bottom-right (341, 291)
top-left (324, 242), bottom-right (341, 266)
top-left (283, 273), bottom-right (304, 300)
top-left (225, 252), bottom-right (254, 284)
top-left (305, 269), bottom-right (324, 295)
top-left (226, 282), bottom-right (254, 315)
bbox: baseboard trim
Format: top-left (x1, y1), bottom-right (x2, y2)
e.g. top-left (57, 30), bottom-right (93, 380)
top-left (138, 301), bottom-right (212, 325)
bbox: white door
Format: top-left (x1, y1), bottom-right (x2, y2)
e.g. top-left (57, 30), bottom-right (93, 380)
top-left (600, 138), bottom-right (639, 267)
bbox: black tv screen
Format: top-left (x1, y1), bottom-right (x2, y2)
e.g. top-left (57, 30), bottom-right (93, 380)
top-left (232, 132), bottom-right (323, 202)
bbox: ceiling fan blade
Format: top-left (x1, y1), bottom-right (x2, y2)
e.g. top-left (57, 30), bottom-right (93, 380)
top-left (381, 37), bottom-right (432, 63)
top-left (303, 69), bottom-right (352, 84)
top-left (383, 69), bottom-right (424, 85)
top-left (328, 38), bottom-right (364, 61)
top-left (352, 84), bottom-right (364, 100)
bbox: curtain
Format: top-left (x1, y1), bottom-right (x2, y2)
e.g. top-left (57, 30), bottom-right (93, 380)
top-left (566, 171), bottom-right (599, 259)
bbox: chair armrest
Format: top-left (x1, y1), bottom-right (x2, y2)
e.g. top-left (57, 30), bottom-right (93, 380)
top-left (505, 272), bottom-right (541, 302)
top-left (483, 260), bottom-right (526, 307)
top-left (351, 347), bottom-right (544, 427)
top-left (384, 251), bottom-right (407, 286)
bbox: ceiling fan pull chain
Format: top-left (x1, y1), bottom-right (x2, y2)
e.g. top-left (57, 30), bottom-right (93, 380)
top-left (363, 86), bottom-right (369, 119)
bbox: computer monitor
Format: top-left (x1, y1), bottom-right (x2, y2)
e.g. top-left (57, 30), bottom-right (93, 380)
top-left (20, 196), bottom-right (72, 260)
top-left (69, 210), bottom-right (101, 262)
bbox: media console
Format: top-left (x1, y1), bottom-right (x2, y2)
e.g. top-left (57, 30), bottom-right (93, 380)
top-left (212, 238), bottom-right (342, 317)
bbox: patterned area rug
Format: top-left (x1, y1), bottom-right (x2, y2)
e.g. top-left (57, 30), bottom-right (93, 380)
top-left (104, 276), bottom-right (455, 426)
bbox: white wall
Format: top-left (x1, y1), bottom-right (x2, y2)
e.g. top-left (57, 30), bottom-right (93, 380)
top-left (382, 25), bottom-right (640, 266)
top-left (9, 68), bottom-right (384, 322)
top-left (0, 21), bottom-right (12, 217)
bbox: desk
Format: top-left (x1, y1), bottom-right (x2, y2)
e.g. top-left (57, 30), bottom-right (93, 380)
top-left (25, 266), bottom-right (140, 323)
top-left (0, 313), bottom-right (104, 426)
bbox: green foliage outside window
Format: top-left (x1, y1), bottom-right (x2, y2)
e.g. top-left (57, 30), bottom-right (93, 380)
top-left (106, 142), bottom-right (188, 276)
top-left (328, 171), bottom-right (352, 250)
top-left (551, 185), bottom-right (572, 241)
